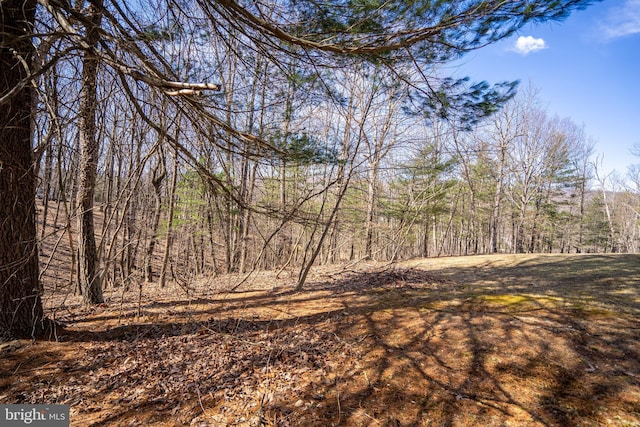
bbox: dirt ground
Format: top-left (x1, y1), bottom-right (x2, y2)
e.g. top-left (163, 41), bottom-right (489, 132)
top-left (1, 253), bottom-right (639, 426)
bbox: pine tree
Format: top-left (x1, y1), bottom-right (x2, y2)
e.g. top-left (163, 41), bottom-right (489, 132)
top-left (0, 0), bottom-right (44, 339)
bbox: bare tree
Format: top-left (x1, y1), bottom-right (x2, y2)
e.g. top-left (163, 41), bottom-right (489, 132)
top-left (76, 0), bottom-right (104, 305)
top-left (569, 136), bottom-right (594, 252)
top-left (145, 146), bottom-right (166, 282)
top-left (362, 71), bottom-right (405, 260)
top-left (593, 156), bottom-right (619, 253)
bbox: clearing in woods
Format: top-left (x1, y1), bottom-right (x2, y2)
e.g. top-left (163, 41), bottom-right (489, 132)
top-left (1, 253), bottom-right (639, 426)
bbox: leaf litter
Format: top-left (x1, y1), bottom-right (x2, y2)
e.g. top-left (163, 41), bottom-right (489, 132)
top-left (1, 255), bottom-right (640, 426)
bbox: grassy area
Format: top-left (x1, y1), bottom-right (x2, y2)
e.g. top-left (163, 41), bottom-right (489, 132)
top-left (1, 253), bottom-right (639, 426)
top-left (406, 253), bottom-right (640, 314)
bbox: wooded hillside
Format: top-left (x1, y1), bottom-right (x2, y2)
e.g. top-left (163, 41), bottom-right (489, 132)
top-left (4, 0), bottom-right (634, 335)
top-left (2, 2), bottom-right (640, 425)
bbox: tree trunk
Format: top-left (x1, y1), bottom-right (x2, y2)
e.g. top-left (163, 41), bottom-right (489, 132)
top-left (516, 202), bottom-right (527, 254)
top-left (238, 159), bottom-right (256, 273)
top-left (529, 196), bottom-right (541, 253)
top-left (159, 144), bottom-right (179, 288)
top-left (296, 174), bottom-right (351, 291)
top-left (577, 175), bottom-right (587, 253)
top-left (600, 187), bottom-right (617, 253)
top-left (490, 142), bottom-right (507, 253)
top-left (145, 149), bottom-right (166, 282)
top-left (76, 0), bottom-right (104, 305)
top-left (364, 158), bottom-right (379, 260)
top-left (0, 0), bottom-right (45, 338)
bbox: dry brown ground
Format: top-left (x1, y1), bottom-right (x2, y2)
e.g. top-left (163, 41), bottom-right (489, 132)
top-left (1, 253), bottom-right (639, 426)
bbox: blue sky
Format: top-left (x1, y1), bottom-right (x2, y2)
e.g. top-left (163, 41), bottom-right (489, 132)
top-left (455, 0), bottom-right (640, 177)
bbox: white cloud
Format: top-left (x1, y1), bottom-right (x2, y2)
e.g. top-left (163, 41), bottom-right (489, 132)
top-left (601, 0), bottom-right (640, 39)
top-left (512, 36), bottom-right (547, 55)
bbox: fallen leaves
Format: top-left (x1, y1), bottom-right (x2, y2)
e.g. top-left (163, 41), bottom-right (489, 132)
top-left (1, 257), bottom-right (639, 426)
top-left (1, 312), bottom-right (358, 425)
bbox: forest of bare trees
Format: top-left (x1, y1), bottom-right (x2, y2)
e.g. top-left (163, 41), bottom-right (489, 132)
top-left (4, 0), bottom-right (639, 339)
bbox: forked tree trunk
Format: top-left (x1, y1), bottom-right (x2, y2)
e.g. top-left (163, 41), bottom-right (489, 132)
top-left (159, 144), bottom-right (179, 288)
top-left (145, 149), bottom-right (166, 282)
top-left (0, 0), bottom-right (45, 338)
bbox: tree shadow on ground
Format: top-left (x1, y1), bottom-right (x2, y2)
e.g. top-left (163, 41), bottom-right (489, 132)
top-left (408, 253), bottom-right (640, 314)
top-left (2, 255), bottom-right (639, 426)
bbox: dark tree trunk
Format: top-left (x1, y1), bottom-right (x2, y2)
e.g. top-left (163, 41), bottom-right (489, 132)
top-left (0, 0), bottom-right (45, 339)
top-left (77, 0), bottom-right (104, 305)
top-left (145, 150), bottom-right (166, 282)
